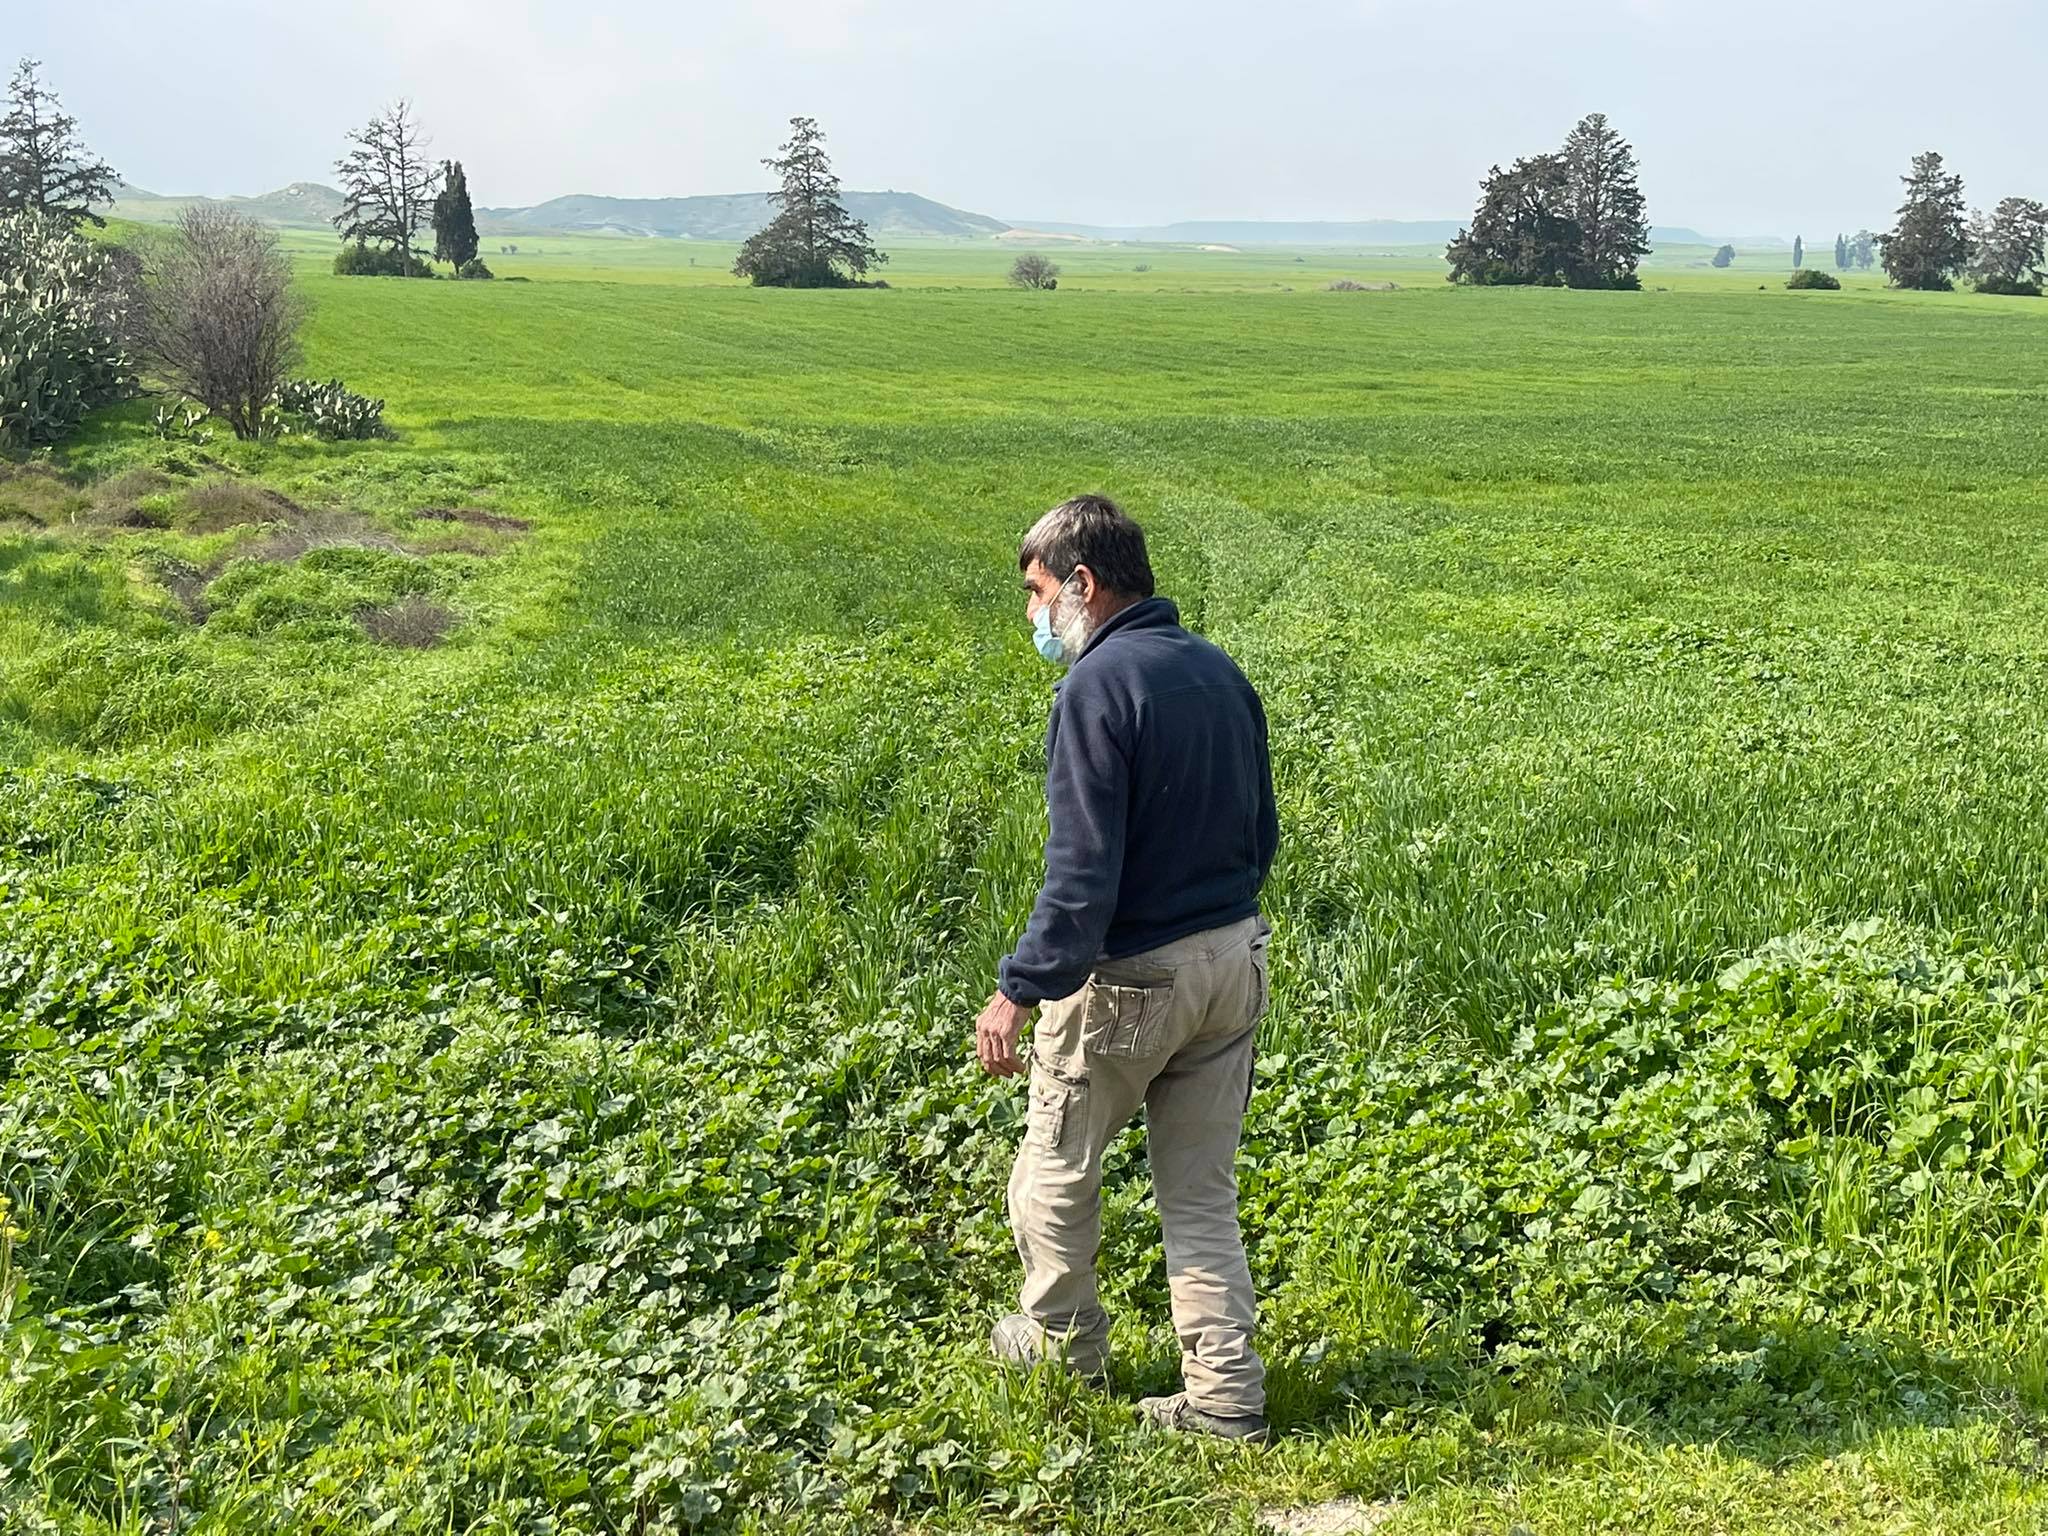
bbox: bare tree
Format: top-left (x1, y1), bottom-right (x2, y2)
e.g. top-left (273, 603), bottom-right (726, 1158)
top-left (141, 206), bottom-right (301, 439)
top-left (0, 59), bottom-right (119, 227)
top-left (1008, 253), bottom-right (1060, 290)
top-left (333, 100), bottom-right (442, 273)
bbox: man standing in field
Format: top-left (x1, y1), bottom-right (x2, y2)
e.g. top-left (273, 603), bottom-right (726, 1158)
top-left (974, 494), bottom-right (1278, 1443)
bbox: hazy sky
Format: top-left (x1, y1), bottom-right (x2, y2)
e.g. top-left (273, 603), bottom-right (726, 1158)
top-left (23, 1), bottom-right (2046, 236)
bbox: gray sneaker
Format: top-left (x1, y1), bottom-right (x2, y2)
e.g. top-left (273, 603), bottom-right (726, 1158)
top-left (990, 1313), bottom-right (1108, 1384)
top-left (1137, 1392), bottom-right (1270, 1443)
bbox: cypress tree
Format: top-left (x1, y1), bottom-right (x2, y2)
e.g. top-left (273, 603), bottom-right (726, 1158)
top-left (1792, 235), bottom-right (1804, 269)
top-left (1834, 233), bottom-right (1849, 270)
top-left (432, 160), bottom-right (480, 270)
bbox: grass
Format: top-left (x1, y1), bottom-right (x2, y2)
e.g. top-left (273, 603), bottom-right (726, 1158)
top-left (4, 236), bottom-right (2048, 1532)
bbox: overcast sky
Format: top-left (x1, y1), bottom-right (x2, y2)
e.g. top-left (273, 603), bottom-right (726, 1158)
top-left (23, 0), bottom-right (2045, 236)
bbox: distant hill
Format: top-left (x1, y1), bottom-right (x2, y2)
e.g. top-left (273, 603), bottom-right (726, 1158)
top-left (474, 190), bottom-right (1006, 240)
top-left (107, 181), bottom-right (345, 227)
top-left (100, 179), bottom-right (1780, 253)
top-left (101, 181), bottom-right (1004, 241)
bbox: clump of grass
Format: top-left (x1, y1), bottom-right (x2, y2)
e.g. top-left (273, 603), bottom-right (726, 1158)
top-left (0, 462), bottom-right (84, 525)
top-left (358, 594), bottom-right (456, 647)
top-left (180, 478), bottom-right (304, 532)
top-left (204, 544), bottom-right (435, 639)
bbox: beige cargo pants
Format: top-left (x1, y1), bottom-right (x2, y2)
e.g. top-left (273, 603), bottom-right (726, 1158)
top-left (1007, 912), bottom-right (1269, 1417)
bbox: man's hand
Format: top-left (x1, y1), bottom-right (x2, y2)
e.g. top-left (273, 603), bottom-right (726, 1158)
top-left (975, 991), bottom-right (1033, 1077)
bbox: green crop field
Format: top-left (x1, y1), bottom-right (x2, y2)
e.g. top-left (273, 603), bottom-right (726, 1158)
top-left (5, 238), bottom-right (2048, 1533)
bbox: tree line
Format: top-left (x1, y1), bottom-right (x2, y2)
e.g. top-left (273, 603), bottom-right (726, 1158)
top-left (1798, 158), bottom-right (2047, 294)
top-left (1446, 116), bottom-right (2044, 299)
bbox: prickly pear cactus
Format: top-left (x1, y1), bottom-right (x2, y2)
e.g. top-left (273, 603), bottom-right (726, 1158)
top-left (273, 376), bottom-right (391, 440)
top-left (0, 210), bottom-right (137, 449)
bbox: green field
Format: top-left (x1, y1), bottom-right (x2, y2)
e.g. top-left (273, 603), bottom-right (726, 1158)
top-left (5, 237), bottom-right (2048, 1533)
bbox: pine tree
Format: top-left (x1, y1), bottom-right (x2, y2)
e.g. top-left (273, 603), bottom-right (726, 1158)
top-left (1966, 197), bottom-right (2048, 295)
top-left (1792, 235), bottom-right (1804, 269)
top-left (333, 100), bottom-right (443, 275)
top-left (432, 160), bottom-right (479, 270)
top-left (1558, 112), bottom-right (1651, 289)
top-left (1880, 151), bottom-right (1972, 291)
top-left (0, 59), bottom-right (119, 227)
top-left (733, 117), bottom-right (886, 288)
top-left (1834, 233), bottom-right (1849, 270)
top-left (1445, 155), bottom-right (1579, 287)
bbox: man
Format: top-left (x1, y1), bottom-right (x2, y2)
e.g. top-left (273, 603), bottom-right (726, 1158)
top-left (974, 493), bottom-right (1279, 1443)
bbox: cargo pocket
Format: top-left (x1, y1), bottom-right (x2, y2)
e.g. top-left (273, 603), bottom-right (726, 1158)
top-left (1026, 1062), bottom-right (1086, 1157)
top-left (1081, 978), bottom-right (1174, 1059)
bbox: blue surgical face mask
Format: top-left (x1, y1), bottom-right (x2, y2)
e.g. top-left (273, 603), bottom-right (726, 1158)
top-left (1031, 574), bottom-right (1081, 664)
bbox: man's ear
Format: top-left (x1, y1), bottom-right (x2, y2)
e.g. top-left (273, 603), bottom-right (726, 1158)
top-left (1073, 564), bottom-right (1098, 604)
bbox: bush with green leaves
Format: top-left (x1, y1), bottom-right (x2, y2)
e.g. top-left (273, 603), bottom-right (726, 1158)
top-left (456, 257), bottom-right (494, 281)
top-left (273, 376), bottom-right (392, 440)
top-left (0, 208), bottom-right (136, 449)
top-left (332, 241), bottom-right (436, 279)
top-left (1787, 269), bottom-right (1842, 290)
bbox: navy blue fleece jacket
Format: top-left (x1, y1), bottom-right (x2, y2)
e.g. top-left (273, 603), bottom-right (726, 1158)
top-left (998, 596), bottom-right (1279, 1007)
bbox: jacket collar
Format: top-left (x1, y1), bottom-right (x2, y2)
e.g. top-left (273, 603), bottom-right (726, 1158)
top-left (1075, 595), bottom-right (1179, 664)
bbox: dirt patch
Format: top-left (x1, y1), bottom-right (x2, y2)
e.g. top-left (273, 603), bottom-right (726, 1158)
top-left (1326, 280), bottom-right (1401, 293)
top-left (1258, 1498), bottom-right (1400, 1536)
top-left (157, 559), bottom-right (211, 623)
top-left (358, 595), bottom-right (456, 648)
top-left (415, 506), bottom-right (531, 534)
top-left (405, 531), bottom-right (505, 558)
top-left (182, 479), bottom-right (306, 533)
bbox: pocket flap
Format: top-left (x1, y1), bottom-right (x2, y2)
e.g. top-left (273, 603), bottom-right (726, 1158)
top-left (1082, 980), bottom-right (1173, 1058)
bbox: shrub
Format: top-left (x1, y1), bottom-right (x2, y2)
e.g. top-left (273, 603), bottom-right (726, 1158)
top-left (1974, 275), bottom-right (2042, 297)
top-left (1008, 253), bottom-right (1060, 291)
top-left (332, 241), bottom-right (436, 278)
top-left (139, 205), bottom-right (301, 440)
top-left (0, 208), bottom-right (136, 449)
top-left (1326, 278), bottom-right (1366, 291)
top-left (1786, 269), bottom-right (1841, 290)
top-left (274, 377), bottom-right (391, 441)
top-left (456, 257), bottom-right (494, 281)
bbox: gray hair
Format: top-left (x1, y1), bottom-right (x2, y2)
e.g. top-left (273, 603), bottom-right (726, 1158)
top-left (1017, 494), bottom-right (1156, 598)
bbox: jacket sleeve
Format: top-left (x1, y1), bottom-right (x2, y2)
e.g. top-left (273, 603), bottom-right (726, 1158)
top-left (998, 683), bottom-right (1131, 1007)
